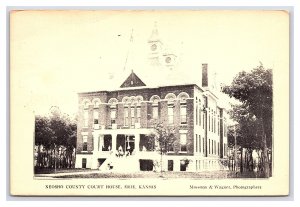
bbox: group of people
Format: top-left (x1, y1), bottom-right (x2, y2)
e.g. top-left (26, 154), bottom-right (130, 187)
top-left (115, 145), bottom-right (131, 158)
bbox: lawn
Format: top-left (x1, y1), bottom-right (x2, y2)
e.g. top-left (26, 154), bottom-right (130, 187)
top-left (53, 170), bottom-right (264, 179)
top-left (34, 167), bottom-right (95, 174)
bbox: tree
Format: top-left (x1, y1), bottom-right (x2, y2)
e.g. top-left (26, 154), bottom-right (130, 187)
top-left (148, 122), bottom-right (176, 175)
top-left (223, 63), bottom-right (272, 177)
top-left (34, 108), bottom-right (77, 171)
top-left (227, 105), bottom-right (262, 172)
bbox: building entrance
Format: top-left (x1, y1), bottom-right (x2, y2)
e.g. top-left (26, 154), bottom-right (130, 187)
top-left (125, 135), bottom-right (135, 155)
top-left (116, 135), bottom-right (135, 156)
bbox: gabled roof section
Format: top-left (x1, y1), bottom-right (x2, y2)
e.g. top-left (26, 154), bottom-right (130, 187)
top-left (120, 70), bottom-right (146, 88)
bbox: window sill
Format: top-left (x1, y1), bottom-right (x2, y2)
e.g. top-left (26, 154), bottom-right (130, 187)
top-left (179, 151), bottom-right (188, 153)
top-left (81, 151), bottom-right (91, 154)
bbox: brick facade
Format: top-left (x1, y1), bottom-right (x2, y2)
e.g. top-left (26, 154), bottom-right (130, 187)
top-left (75, 81), bottom-right (228, 172)
top-left (74, 25), bottom-right (228, 171)
top-left (76, 85), bottom-right (196, 154)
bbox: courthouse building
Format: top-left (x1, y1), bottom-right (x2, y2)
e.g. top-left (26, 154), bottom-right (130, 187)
top-left (75, 25), bottom-right (229, 172)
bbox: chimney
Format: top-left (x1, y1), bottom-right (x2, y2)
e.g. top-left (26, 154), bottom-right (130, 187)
top-left (202, 63), bottom-right (208, 87)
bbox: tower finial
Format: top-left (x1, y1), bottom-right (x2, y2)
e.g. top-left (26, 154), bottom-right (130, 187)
top-left (148, 21), bottom-right (160, 42)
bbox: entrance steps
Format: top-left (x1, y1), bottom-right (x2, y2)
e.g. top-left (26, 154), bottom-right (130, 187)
top-left (98, 154), bottom-right (140, 172)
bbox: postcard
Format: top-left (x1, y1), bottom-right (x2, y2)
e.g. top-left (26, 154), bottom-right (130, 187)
top-left (10, 10), bottom-right (289, 196)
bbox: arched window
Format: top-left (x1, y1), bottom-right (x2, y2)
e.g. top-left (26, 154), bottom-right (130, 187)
top-left (82, 99), bottom-right (91, 127)
top-left (165, 93), bottom-right (176, 124)
top-left (108, 98), bottom-right (118, 125)
top-left (178, 92), bottom-right (190, 125)
top-left (128, 96), bottom-right (136, 127)
top-left (92, 98), bottom-right (101, 108)
top-left (135, 96), bottom-right (143, 124)
top-left (165, 93), bottom-right (176, 104)
top-left (122, 96), bottom-right (130, 126)
top-left (82, 99), bottom-right (91, 109)
top-left (150, 95), bottom-right (160, 121)
top-left (136, 96), bottom-right (143, 106)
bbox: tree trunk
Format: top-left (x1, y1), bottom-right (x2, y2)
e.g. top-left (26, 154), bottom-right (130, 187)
top-left (261, 117), bottom-right (270, 178)
top-left (258, 92), bottom-right (270, 178)
top-left (249, 149), bottom-right (253, 171)
top-left (160, 153), bottom-right (163, 176)
top-left (240, 148), bottom-right (243, 173)
top-left (262, 134), bottom-right (270, 178)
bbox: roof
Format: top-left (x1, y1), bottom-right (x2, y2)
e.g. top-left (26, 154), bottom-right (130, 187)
top-left (120, 70), bottom-right (146, 88)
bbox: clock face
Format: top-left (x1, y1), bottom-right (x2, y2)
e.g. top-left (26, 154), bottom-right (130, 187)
top-left (151, 44), bottom-right (157, 51)
top-left (165, 56), bottom-right (171, 63)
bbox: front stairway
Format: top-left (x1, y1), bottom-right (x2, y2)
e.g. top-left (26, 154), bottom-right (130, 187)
top-left (98, 153), bottom-right (140, 172)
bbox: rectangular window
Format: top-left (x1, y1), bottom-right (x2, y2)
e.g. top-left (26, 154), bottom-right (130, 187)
top-left (168, 105), bottom-right (174, 124)
top-left (131, 107), bottom-right (135, 126)
top-left (180, 104), bottom-right (187, 124)
top-left (124, 107), bottom-right (129, 126)
top-left (199, 102), bottom-right (201, 126)
top-left (180, 134), bottom-right (187, 152)
top-left (196, 99), bottom-right (198, 125)
top-left (82, 158), bottom-right (87, 168)
top-left (93, 111), bottom-right (99, 124)
top-left (202, 111), bottom-right (205, 129)
top-left (152, 106), bottom-right (158, 120)
top-left (217, 115), bottom-right (220, 135)
top-left (214, 140), bottom-right (216, 155)
top-left (213, 111), bottom-right (215, 133)
top-left (168, 143), bottom-right (174, 152)
top-left (203, 137), bottom-right (205, 154)
top-left (84, 110), bottom-right (88, 127)
top-left (215, 112), bottom-right (217, 133)
top-left (211, 110), bottom-right (214, 132)
top-left (208, 108), bottom-right (211, 131)
top-left (168, 160), bottom-right (174, 171)
top-left (212, 111), bottom-right (214, 133)
top-left (199, 135), bottom-right (201, 153)
top-left (136, 107), bottom-right (141, 123)
top-left (82, 136), bottom-right (88, 151)
top-left (110, 108), bottom-right (116, 125)
top-left (208, 139), bottom-right (211, 154)
top-left (195, 134), bottom-right (198, 152)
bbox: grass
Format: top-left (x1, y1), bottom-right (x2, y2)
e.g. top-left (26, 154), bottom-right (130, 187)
top-left (53, 170), bottom-right (265, 179)
top-left (34, 167), bottom-right (94, 174)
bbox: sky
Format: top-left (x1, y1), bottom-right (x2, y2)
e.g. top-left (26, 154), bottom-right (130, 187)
top-left (10, 10), bottom-right (289, 117)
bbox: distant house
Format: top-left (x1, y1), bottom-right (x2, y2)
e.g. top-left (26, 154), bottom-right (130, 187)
top-left (75, 24), bottom-right (229, 172)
